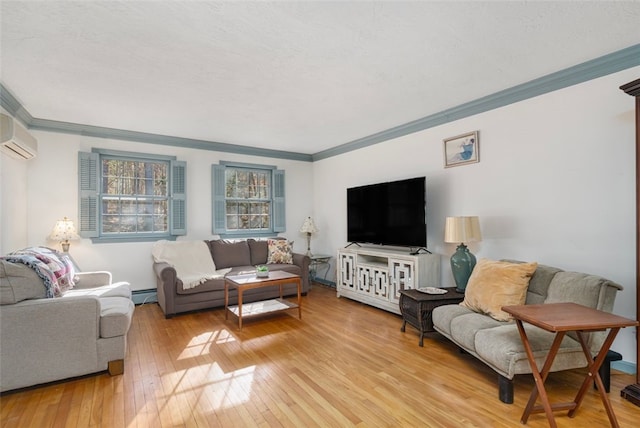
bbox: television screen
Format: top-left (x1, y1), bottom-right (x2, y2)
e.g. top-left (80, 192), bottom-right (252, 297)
top-left (347, 177), bottom-right (426, 248)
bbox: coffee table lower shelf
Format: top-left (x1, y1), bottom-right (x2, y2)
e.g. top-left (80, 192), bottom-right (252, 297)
top-left (227, 298), bottom-right (299, 318)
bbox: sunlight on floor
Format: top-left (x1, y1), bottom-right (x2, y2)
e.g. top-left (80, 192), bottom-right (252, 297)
top-left (137, 328), bottom-right (257, 423)
top-left (171, 329), bottom-right (256, 410)
top-left (177, 329), bottom-right (236, 360)
top-left (127, 363), bottom-right (256, 426)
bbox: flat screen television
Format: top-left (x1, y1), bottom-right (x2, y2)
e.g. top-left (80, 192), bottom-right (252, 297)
top-left (347, 177), bottom-right (426, 248)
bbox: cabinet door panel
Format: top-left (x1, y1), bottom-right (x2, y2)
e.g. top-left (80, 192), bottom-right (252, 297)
top-left (357, 266), bottom-right (373, 295)
top-left (390, 259), bottom-right (415, 302)
top-left (338, 253), bottom-right (356, 290)
top-left (373, 269), bottom-right (389, 298)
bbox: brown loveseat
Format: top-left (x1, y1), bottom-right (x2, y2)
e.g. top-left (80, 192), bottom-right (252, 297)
top-left (153, 239), bottom-right (310, 318)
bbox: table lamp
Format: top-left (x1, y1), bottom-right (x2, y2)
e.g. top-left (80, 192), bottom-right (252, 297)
top-left (444, 216), bottom-right (482, 292)
top-left (49, 217), bottom-right (80, 252)
top-left (299, 217), bottom-right (318, 256)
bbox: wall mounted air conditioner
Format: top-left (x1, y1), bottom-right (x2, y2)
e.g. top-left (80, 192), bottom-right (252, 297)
top-left (0, 113), bottom-right (38, 160)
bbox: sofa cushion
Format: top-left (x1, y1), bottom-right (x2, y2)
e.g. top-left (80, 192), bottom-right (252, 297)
top-left (461, 259), bottom-right (538, 321)
top-left (262, 263), bottom-right (301, 277)
top-left (248, 239), bottom-right (269, 265)
top-left (544, 271), bottom-right (605, 309)
top-left (267, 239), bottom-right (293, 264)
top-left (524, 264), bottom-right (564, 305)
top-left (432, 304), bottom-right (473, 335)
top-left (544, 271), bottom-right (614, 350)
top-left (475, 324), bottom-right (585, 379)
top-left (177, 277), bottom-right (226, 294)
top-left (99, 297), bottom-right (134, 338)
top-left (0, 260), bottom-right (47, 305)
top-left (209, 240), bottom-right (252, 269)
top-left (450, 311), bottom-right (504, 352)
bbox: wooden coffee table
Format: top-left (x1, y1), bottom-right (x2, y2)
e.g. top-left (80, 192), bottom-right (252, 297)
top-left (502, 302), bottom-right (638, 428)
top-left (224, 271), bottom-right (302, 329)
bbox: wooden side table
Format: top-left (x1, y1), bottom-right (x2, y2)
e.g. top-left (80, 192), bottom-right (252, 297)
top-left (502, 303), bottom-right (638, 428)
top-left (399, 288), bottom-right (464, 346)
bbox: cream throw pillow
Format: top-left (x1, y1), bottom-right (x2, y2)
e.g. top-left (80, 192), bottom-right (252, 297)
top-left (460, 259), bottom-right (538, 321)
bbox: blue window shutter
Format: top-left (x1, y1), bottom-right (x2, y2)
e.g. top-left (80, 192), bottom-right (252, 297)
top-left (273, 169), bottom-right (286, 232)
top-left (78, 151), bottom-right (99, 238)
top-left (170, 160), bottom-right (187, 235)
top-left (212, 164), bottom-right (227, 234)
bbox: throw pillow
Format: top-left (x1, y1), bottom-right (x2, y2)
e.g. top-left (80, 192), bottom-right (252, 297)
top-left (0, 260), bottom-right (47, 304)
top-left (460, 259), bottom-right (538, 321)
top-left (208, 240), bottom-right (251, 269)
top-left (266, 238), bottom-right (293, 264)
top-left (247, 239), bottom-right (269, 266)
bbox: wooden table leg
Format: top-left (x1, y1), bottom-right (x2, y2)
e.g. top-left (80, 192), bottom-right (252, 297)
top-left (238, 289), bottom-right (243, 330)
top-left (571, 328), bottom-right (621, 427)
top-left (297, 278), bottom-right (302, 319)
top-left (417, 303), bottom-right (424, 347)
top-left (515, 320), bottom-right (566, 427)
top-left (224, 280), bottom-right (229, 320)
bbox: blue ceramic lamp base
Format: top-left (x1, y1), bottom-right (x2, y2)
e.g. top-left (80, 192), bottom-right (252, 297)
top-left (450, 243), bottom-right (477, 293)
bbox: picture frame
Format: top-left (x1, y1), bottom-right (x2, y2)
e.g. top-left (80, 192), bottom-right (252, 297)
top-left (444, 131), bottom-right (479, 168)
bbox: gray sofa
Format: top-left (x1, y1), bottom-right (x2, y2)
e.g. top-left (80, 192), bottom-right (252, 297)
top-left (432, 262), bottom-right (622, 403)
top-left (0, 261), bottom-right (134, 392)
top-left (153, 239), bottom-right (310, 318)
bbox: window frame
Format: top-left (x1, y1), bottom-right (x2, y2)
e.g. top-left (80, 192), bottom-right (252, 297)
top-left (78, 149), bottom-right (187, 243)
top-left (212, 161), bottom-right (285, 238)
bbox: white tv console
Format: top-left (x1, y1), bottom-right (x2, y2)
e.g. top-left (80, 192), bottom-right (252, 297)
top-left (336, 246), bottom-right (440, 314)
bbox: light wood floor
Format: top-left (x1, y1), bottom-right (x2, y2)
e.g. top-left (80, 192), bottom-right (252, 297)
top-left (1, 284), bottom-right (638, 427)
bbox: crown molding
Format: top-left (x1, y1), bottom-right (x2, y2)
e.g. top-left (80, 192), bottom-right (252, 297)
top-left (0, 84), bottom-right (33, 126)
top-left (0, 83), bottom-right (312, 162)
top-left (312, 43), bottom-right (640, 161)
top-left (2, 44), bottom-right (639, 163)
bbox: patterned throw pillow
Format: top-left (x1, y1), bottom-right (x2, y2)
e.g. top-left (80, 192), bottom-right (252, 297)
top-left (266, 239), bottom-right (293, 264)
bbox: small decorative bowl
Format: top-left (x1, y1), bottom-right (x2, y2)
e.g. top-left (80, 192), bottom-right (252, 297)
top-left (256, 266), bottom-right (269, 278)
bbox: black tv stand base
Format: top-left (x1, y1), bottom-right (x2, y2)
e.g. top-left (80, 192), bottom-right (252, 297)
top-left (410, 247), bottom-right (431, 255)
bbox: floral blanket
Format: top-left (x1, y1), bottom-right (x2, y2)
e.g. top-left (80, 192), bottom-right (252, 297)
top-left (1, 247), bottom-right (77, 298)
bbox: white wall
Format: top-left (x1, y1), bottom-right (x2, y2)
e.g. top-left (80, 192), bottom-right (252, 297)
top-left (0, 151), bottom-right (29, 253)
top-left (312, 66), bottom-right (640, 363)
top-left (7, 132), bottom-right (313, 293)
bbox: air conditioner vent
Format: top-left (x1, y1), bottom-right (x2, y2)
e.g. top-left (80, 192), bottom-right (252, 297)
top-left (0, 113), bottom-right (38, 160)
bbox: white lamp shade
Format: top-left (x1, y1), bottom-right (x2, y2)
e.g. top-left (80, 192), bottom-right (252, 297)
top-left (299, 217), bottom-right (318, 234)
top-left (49, 217), bottom-right (80, 241)
top-left (444, 216), bottom-right (482, 243)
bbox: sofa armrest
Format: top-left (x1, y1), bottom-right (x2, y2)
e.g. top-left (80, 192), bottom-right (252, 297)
top-left (153, 262), bottom-right (179, 317)
top-left (0, 296), bottom-right (101, 392)
top-left (75, 271), bottom-right (113, 289)
top-left (292, 253), bottom-right (311, 291)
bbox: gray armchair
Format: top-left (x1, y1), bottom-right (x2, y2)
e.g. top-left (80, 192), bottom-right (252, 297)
top-left (0, 261), bottom-right (134, 392)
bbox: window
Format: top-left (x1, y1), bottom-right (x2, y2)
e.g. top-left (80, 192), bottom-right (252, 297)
top-left (212, 162), bottom-right (285, 236)
top-left (78, 150), bottom-right (186, 241)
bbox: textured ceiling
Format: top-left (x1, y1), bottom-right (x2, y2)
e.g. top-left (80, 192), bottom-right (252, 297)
top-left (2, 1), bottom-right (640, 155)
